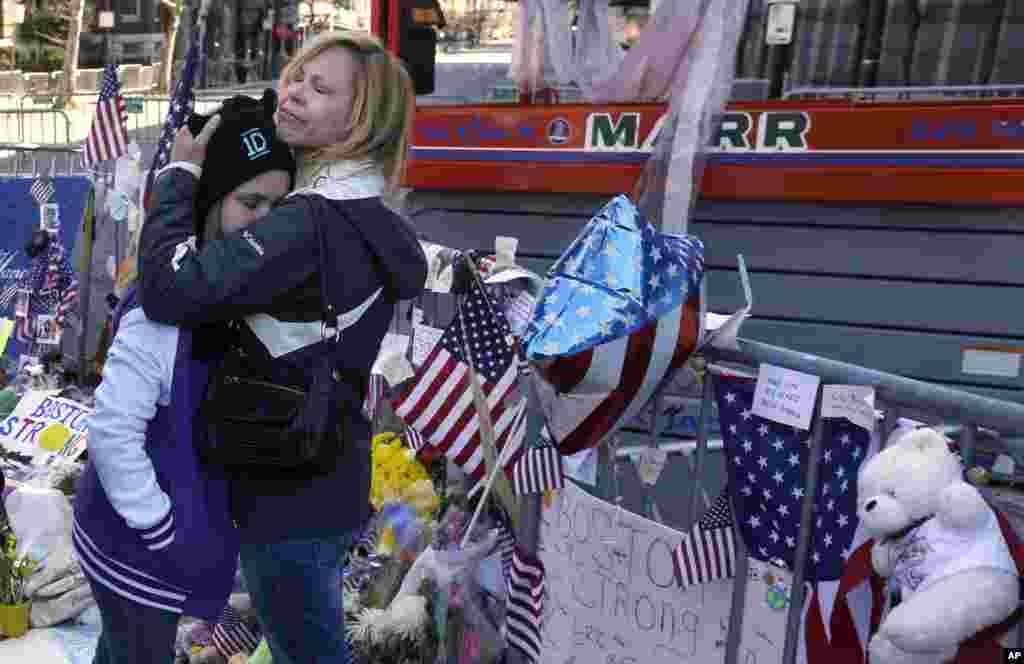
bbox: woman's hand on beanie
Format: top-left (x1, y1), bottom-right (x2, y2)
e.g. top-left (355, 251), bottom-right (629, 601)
top-left (170, 114), bottom-right (222, 167)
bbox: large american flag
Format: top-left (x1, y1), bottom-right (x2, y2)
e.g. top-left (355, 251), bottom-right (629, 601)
top-left (672, 489), bottom-right (736, 588)
top-left (144, 33), bottom-right (200, 208)
top-left (715, 372), bottom-right (884, 662)
top-left (524, 195), bottom-right (703, 456)
top-left (394, 276), bottom-right (527, 497)
top-left (83, 64), bottom-right (129, 167)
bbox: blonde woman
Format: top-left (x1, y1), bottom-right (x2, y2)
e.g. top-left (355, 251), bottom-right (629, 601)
top-left (137, 32), bottom-right (428, 663)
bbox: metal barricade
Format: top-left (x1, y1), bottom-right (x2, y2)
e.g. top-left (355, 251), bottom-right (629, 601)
top-left (0, 110), bottom-right (73, 147)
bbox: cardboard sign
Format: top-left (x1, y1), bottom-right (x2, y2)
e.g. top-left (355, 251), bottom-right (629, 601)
top-left (821, 385), bottom-right (877, 431)
top-left (0, 391), bottom-right (90, 464)
top-left (540, 483), bottom-right (735, 664)
top-left (752, 364), bottom-right (820, 430)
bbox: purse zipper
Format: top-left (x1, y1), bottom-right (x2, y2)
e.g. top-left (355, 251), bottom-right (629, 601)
top-left (223, 376), bottom-right (306, 396)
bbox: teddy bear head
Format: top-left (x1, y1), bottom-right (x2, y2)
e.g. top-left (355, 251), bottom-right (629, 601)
top-left (856, 428), bottom-right (961, 539)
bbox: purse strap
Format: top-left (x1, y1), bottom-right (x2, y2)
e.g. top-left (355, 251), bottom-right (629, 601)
top-left (315, 218), bottom-right (338, 345)
top-left (314, 219), bottom-right (383, 347)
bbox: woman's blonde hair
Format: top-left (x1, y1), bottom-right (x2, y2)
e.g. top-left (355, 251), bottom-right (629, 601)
top-left (280, 31), bottom-right (416, 188)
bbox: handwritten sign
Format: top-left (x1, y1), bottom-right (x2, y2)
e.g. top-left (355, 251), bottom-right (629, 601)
top-left (0, 391), bottom-right (90, 464)
top-left (751, 364), bottom-right (820, 430)
top-left (821, 385), bottom-right (877, 431)
top-left (540, 483), bottom-right (779, 664)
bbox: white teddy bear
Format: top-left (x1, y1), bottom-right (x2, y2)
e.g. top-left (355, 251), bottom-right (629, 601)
top-left (856, 427), bottom-right (1019, 664)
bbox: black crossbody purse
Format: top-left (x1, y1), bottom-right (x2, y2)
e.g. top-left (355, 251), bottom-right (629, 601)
top-left (198, 219), bottom-right (353, 473)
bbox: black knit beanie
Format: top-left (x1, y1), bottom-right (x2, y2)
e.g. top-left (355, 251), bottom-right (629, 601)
top-left (188, 89), bottom-right (296, 241)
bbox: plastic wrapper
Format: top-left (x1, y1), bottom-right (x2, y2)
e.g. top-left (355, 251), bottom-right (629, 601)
top-left (396, 530), bottom-right (506, 664)
top-left (5, 485), bottom-right (94, 625)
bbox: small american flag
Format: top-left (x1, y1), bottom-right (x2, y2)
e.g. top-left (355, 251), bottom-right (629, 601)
top-left (671, 489), bottom-right (736, 588)
top-left (144, 33), bottom-right (200, 207)
top-left (362, 373), bottom-right (385, 421)
top-left (394, 277), bottom-right (527, 496)
top-left (83, 64), bottom-right (129, 167)
top-left (30, 178), bottom-right (54, 206)
top-left (506, 547), bottom-right (545, 664)
top-left (512, 444), bottom-right (565, 496)
top-left (211, 606), bottom-right (260, 658)
top-left (492, 502), bottom-right (516, 585)
top-left (56, 279), bottom-right (79, 327)
top-left (403, 425), bottom-right (426, 453)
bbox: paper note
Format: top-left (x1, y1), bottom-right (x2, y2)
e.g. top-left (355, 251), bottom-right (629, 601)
top-left (371, 333), bottom-right (412, 385)
top-left (821, 385), bottom-right (877, 431)
top-left (637, 447), bottom-right (669, 486)
top-left (752, 364), bottom-right (820, 430)
top-left (961, 348), bottom-right (1022, 378)
top-left (412, 325), bottom-right (444, 366)
top-left (494, 235), bottom-right (518, 267)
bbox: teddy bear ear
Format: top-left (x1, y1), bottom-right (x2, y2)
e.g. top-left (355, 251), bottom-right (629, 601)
top-left (894, 427), bottom-right (949, 453)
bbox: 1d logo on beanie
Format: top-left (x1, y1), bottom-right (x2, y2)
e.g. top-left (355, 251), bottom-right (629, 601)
top-left (241, 128), bottom-right (270, 160)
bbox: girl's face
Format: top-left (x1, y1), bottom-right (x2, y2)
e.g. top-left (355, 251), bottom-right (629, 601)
top-left (275, 47), bottom-right (359, 149)
top-left (219, 170), bottom-right (292, 236)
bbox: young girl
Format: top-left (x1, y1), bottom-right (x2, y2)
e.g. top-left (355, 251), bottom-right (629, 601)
top-left (73, 93), bottom-right (296, 664)
top-left (138, 32), bottom-right (428, 663)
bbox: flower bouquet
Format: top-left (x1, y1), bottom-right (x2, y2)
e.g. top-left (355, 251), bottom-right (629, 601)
top-left (0, 533), bottom-right (41, 637)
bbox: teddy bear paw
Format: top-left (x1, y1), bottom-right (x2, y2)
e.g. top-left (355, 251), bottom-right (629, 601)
top-left (868, 634), bottom-right (954, 664)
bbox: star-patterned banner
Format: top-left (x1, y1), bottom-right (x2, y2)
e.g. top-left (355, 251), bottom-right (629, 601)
top-left (715, 372), bottom-right (875, 578)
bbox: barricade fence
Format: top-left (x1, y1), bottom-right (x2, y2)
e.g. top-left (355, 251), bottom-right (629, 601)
top-left (0, 91), bottom-right (247, 148)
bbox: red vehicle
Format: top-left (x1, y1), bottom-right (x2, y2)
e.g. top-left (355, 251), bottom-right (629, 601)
top-left (372, 0), bottom-right (1024, 407)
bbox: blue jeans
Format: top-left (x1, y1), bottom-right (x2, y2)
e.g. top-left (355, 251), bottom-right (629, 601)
top-left (88, 578), bottom-right (180, 664)
top-left (240, 532), bottom-right (357, 664)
